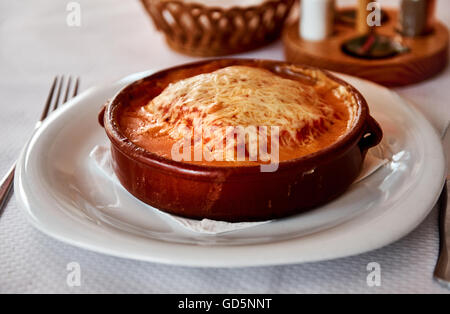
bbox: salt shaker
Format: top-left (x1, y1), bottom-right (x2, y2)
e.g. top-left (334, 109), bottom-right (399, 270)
top-left (398, 0), bottom-right (436, 37)
top-left (300, 0), bottom-right (335, 41)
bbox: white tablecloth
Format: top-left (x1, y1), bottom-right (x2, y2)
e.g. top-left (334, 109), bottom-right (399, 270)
top-left (0, 0), bottom-right (449, 293)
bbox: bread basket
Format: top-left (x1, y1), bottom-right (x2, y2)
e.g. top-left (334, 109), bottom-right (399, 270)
top-left (140, 0), bottom-right (295, 56)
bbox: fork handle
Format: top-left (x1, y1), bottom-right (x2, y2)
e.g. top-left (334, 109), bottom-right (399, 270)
top-left (0, 164), bottom-right (15, 214)
top-left (434, 181), bottom-right (450, 286)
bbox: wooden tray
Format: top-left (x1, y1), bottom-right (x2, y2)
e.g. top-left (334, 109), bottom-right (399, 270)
top-left (282, 9), bottom-right (449, 86)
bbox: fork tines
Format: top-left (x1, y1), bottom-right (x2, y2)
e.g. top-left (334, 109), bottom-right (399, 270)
top-left (0, 75), bottom-right (80, 216)
top-left (42, 76), bottom-right (80, 120)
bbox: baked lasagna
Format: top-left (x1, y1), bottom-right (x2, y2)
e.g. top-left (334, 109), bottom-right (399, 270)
top-left (120, 65), bottom-right (357, 165)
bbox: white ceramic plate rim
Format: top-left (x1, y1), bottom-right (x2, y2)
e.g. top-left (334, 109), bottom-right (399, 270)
top-left (14, 71), bottom-right (446, 267)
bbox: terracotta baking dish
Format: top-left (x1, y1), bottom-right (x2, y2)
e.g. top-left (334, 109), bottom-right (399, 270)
top-left (99, 59), bottom-right (382, 222)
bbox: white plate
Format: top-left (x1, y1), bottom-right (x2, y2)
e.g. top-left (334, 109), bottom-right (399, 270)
top-left (15, 71), bottom-right (446, 267)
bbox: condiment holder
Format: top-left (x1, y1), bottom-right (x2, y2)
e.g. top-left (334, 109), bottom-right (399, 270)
top-left (283, 1), bottom-right (449, 86)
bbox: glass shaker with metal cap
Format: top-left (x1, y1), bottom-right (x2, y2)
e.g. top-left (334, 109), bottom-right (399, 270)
top-left (398, 0), bottom-right (436, 37)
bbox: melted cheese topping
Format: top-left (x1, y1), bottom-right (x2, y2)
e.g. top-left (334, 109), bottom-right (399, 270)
top-left (141, 66), bottom-right (334, 143)
top-left (120, 65), bottom-right (354, 165)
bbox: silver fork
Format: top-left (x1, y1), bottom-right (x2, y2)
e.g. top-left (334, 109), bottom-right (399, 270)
top-left (434, 122), bottom-right (450, 287)
top-left (0, 76), bottom-right (80, 216)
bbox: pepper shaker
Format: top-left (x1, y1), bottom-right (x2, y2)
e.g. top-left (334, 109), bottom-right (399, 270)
top-left (398, 0), bottom-right (436, 37)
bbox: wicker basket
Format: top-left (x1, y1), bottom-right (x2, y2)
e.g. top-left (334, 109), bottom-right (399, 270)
top-left (140, 0), bottom-right (295, 56)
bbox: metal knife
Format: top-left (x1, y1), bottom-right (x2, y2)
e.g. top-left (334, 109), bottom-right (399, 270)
top-left (434, 123), bottom-right (450, 287)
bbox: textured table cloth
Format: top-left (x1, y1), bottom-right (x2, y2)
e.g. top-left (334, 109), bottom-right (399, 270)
top-left (0, 0), bottom-right (449, 293)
